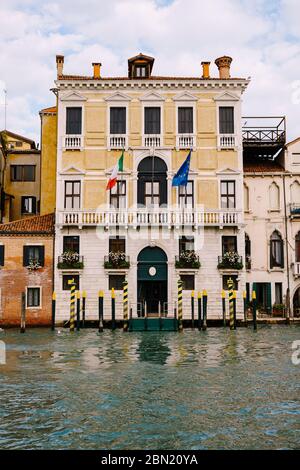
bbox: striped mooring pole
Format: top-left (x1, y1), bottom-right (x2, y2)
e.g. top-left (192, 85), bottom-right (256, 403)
top-left (177, 279), bottom-right (183, 332)
top-left (76, 291), bottom-right (80, 331)
top-left (233, 290), bottom-right (237, 330)
top-left (20, 292), bottom-right (26, 334)
top-left (227, 278), bottom-right (235, 330)
top-left (191, 290), bottom-right (195, 329)
top-left (197, 291), bottom-right (202, 330)
top-left (222, 290), bottom-right (226, 327)
top-left (123, 280), bottom-right (129, 332)
top-left (243, 290), bottom-right (248, 327)
top-left (202, 290), bottom-right (207, 330)
top-left (68, 279), bottom-right (76, 332)
top-left (111, 288), bottom-right (116, 330)
top-left (51, 292), bottom-right (56, 331)
top-left (98, 290), bottom-right (104, 332)
top-left (82, 291), bottom-right (86, 328)
top-left (252, 290), bottom-right (257, 331)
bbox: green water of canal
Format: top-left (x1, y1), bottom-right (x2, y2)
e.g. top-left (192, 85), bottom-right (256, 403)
top-left (0, 326), bottom-right (299, 450)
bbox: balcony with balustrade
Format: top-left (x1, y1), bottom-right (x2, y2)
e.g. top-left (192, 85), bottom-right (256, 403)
top-left (143, 135), bottom-right (161, 147)
top-left (218, 134), bottom-right (237, 150)
top-left (108, 135), bottom-right (128, 150)
top-left (63, 135), bottom-right (83, 150)
top-left (176, 135), bottom-right (196, 150)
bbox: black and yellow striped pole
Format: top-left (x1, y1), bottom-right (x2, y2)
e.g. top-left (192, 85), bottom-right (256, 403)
top-left (197, 291), bottom-right (202, 330)
top-left (202, 290), bottom-right (207, 330)
top-left (177, 279), bottom-right (183, 332)
top-left (51, 292), bottom-right (56, 331)
top-left (191, 290), bottom-right (195, 329)
top-left (68, 279), bottom-right (76, 332)
top-left (76, 291), bottom-right (80, 331)
top-left (123, 280), bottom-right (128, 332)
top-left (228, 278), bottom-right (235, 330)
top-left (252, 290), bottom-right (257, 331)
top-left (222, 290), bottom-right (226, 327)
top-left (233, 290), bottom-right (237, 330)
top-left (111, 288), bottom-right (116, 330)
top-left (98, 290), bottom-right (104, 332)
top-left (243, 290), bottom-right (248, 327)
top-left (82, 290), bottom-right (86, 328)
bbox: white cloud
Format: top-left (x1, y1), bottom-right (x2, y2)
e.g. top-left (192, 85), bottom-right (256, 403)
top-left (0, 0), bottom-right (299, 142)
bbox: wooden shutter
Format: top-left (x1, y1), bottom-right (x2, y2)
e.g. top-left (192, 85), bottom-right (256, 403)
top-left (38, 246), bottom-right (45, 267)
top-left (178, 107), bottom-right (193, 134)
top-left (266, 283), bottom-right (272, 314)
top-left (66, 107), bottom-right (82, 134)
top-left (219, 107), bottom-right (234, 134)
top-left (0, 245), bottom-right (4, 266)
top-left (110, 108), bottom-right (126, 134)
top-left (145, 108), bottom-right (160, 134)
top-left (23, 246), bottom-right (29, 266)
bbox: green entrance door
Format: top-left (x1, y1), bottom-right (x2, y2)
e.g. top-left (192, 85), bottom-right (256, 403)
top-left (137, 247), bottom-right (168, 316)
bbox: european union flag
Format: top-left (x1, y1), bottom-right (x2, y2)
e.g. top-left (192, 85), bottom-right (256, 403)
top-left (172, 150), bottom-right (192, 187)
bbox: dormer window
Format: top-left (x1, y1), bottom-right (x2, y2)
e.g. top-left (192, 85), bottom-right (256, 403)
top-left (135, 66), bottom-right (146, 78)
top-left (128, 53), bottom-right (154, 79)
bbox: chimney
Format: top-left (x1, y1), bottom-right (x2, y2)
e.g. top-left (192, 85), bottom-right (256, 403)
top-left (56, 55), bottom-right (64, 78)
top-left (201, 61), bottom-right (211, 79)
top-left (92, 62), bottom-right (102, 79)
top-left (215, 56), bottom-right (232, 79)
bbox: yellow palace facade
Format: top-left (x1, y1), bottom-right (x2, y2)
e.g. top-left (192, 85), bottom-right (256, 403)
top-left (53, 53), bottom-right (249, 321)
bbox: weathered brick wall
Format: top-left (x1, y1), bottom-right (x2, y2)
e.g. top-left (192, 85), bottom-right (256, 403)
top-left (0, 235), bottom-right (53, 326)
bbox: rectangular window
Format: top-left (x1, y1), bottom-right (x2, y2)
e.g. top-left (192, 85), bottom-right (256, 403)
top-left (21, 196), bottom-right (37, 214)
top-left (110, 181), bottom-right (126, 209)
top-left (135, 66), bottom-right (146, 78)
top-left (180, 274), bottom-right (195, 291)
top-left (110, 107), bottom-right (126, 134)
top-left (109, 275), bottom-right (125, 290)
top-left (179, 236), bottom-right (194, 253)
top-left (63, 275), bottom-right (80, 291)
top-left (178, 107), bottom-right (193, 134)
top-left (222, 236), bottom-right (237, 254)
top-left (144, 181), bottom-right (160, 208)
top-left (64, 181), bottom-right (81, 209)
top-left (27, 287), bottom-right (41, 308)
top-left (221, 180), bottom-right (236, 209)
top-left (0, 245), bottom-right (4, 266)
top-left (179, 181), bottom-right (194, 208)
top-left (11, 165), bottom-right (35, 182)
top-left (63, 236), bottom-right (80, 253)
top-left (144, 107), bottom-right (161, 134)
top-left (223, 275), bottom-right (238, 291)
top-left (109, 237), bottom-right (125, 253)
top-left (275, 283), bottom-right (283, 304)
top-left (66, 107), bottom-right (82, 135)
top-left (23, 246), bottom-right (45, 267)
top-left (219, 106), bottom-right (234, 134)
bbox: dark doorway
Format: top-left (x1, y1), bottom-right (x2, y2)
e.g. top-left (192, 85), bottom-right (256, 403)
top-left (293, 287), bottom-right (300, 317)
top-left (137, 157), bottom-right (167, 207)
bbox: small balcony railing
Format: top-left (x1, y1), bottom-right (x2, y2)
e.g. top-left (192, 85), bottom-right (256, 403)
top-left (293, 262), bottom-right (300, 277)
top-left (104, 254), bottom-right (130, 269)
top-left (217, 254), bottom-right (243, 270)
top-left (63, 135), bottom-right (83, 150)
top-left (218, 134), bottom-right (236, 149)
top-left (143, 135), bottom-right (161, 147)
top-left (57, 254), bottom-right (84, 269)
top-left (290, 204), bottom-right (300, 217)
top-left (176, 135), bottom-right (196, 150)
top-left (108, 135), bottom-right (127, 150)
top-left (175, 253), bottom-right (201, 269)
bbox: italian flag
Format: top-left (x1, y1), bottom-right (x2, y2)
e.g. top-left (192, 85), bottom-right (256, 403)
top-left (106, 152), bottom-right (124, 190)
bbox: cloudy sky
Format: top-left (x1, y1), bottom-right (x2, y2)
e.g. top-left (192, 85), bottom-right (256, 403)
top-left (0, 0), bottom-right (299, 144)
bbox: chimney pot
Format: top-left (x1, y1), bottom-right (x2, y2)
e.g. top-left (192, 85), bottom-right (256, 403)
top-left (215, 56), bottom-right (232, 79)
top-left (56, 55), bottom-right (64, 78)
top-left (201, 61), bottom-right (211, 79)
top-left (92, 62), bottom-right (102, 79)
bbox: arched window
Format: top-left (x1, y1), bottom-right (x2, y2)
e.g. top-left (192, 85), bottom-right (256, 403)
top-left (137, 157), bottom-right (167, 207)
top-left (270, 231), bottom-right (284, 268)
top-left (290, 181), bottom-right (300, 203)
top-left (295, 232), bottom-right (300, 263)
top-left (244, 184), bottom-right (249, 211)
top-left (245, 233), bottom-right (251, 269)
top-left (269, 182), bottom-right (280, 211)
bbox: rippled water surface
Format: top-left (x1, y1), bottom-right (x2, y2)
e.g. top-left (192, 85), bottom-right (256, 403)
top-left (0, 326), bottom-right (299, 450)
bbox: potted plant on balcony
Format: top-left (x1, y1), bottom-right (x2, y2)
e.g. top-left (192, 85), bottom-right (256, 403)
top-left (104, 251), bottom-right (130, 269)
top-left (175, 250), bottom-right (201, 269)
top-left (218, 251), bottom-right (243, 270)
top-left (57, 251), bottom-right (84, 269)
top-left (272, 303), bottom-right (286, 317)
top-left (27, 258), bottom-right (41, 271)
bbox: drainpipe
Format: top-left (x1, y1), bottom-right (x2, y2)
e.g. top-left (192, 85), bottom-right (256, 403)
top-left (283, 173), bottom-right (291, 319)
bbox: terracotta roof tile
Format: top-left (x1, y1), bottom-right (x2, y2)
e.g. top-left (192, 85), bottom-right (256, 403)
top-left (40, 106), bottom-right (57, 114)
top-left (58, 74), bottom-right (247, 81)
top-left (243, 156), bottom-right (285, 173)
top-left (0, 213), bottom-right (55, 235)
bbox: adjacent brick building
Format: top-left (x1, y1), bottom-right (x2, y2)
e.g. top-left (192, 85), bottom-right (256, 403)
top-left (0, 213), bottom-right (54, 326)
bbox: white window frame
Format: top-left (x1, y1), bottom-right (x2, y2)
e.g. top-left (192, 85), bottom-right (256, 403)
top-left (173, 93), bottom-right (197, 151)
top-left (214, 92), bottom-right (240, 150)
top-left (140, 92), bottom-right (165, 148)
top-left (63, 176), bottom-right (83, 211)
top-left (26, 286), bottom-right (42, 310)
